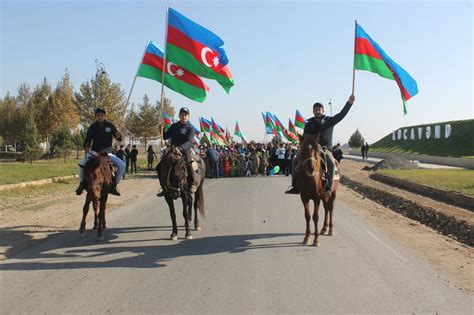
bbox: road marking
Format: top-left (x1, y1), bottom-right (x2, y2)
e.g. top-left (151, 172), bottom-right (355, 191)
top-left (364, 228), bottom-right (408, 262)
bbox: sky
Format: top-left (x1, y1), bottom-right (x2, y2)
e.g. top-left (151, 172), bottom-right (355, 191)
top-left (1, 0), bottom-right (473, 145)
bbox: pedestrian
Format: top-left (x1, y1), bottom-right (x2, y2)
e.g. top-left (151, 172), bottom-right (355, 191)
top-left (125, 144), bottom-right (131, 173)
top-left (332, 143), bottom-right (344, 163)
top-left (361, 144), bottom-right (365, 159)
top-left (116, 144), bottom-right (126, 179)
top-left (364, 142), bottom-right (369, 159)
top-left (147, 145), bottom-right (158, 170)
top-left (130, 145), bottom-right (138, 174)
top-left (284, 144), bottom-right (292, 176)
top-left (275, 143), bottom-right (286, 175)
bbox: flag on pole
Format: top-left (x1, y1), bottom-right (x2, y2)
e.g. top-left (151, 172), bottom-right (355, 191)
top-left (265, 112), bottom-right (277, 135)
top-left (354, 22), bottom-right (418, 114)
top-left (261, 112), bottom-right (273, 134)
top-left (234, 121), bottom-right (245, 143)
top-left (166, 8), bottom-right (234, 93)
top-left (288, 119), bottom-right (299, 137)
top-left (295, 110), bottom-right (306, 129)
top-left (137, 41), bottom-right (209, 102)
top-left (163, 113), bottom-right (172, 131)
top-left (199, 117), bottom-right (211, 133)
top-left (283, 129), bottom-right (298, 143)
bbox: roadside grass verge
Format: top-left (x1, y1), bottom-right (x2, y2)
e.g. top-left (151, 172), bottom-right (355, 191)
top-left (0, 159), bottom-right (78, 185)
top-left (378, 169), bottom-right (474, 196)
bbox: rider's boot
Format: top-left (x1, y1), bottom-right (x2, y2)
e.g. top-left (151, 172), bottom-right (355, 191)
top-left (188, 161), bottom-right (199, 193)
top-left (284, 173), bottom-right (299, 194)
top-left (110, 177), bottom-right (121, 196)
top-left (75, 181), bottom-right (85, 196)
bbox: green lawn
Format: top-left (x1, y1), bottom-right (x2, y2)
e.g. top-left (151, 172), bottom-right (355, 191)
top-left (378, 169), bottom-right (474, 196)
top-left (0, 153), bottom-right (156, 186)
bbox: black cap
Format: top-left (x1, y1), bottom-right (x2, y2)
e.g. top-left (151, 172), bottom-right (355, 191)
top-left (179, 107), bottom-right (190, 114)
top-left (313, 102), bottom-right (324, 109)
top-left (95, 108), bottom-right (106, 115)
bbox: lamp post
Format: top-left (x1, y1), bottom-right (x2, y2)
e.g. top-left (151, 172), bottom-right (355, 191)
top-left (95, 59), bottom-right (107, 108)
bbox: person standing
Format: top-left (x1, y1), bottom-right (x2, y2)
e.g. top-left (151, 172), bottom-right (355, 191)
top-left (116, 144), bottom-right (126, 179)
top-left (284, 144), bottom-right (292, 176)
top-left (147, 145), bottom-right (158, 170)
top-left (125, 144), bottom-right (131, 173)
top-left (332, 143), bottom-right (344, 163)
top-left (364, 142), bottom-right (369, 159)
top-left (361, 144), bottom-right (366, 159)
top-left (130, 145), bottom-right (138, 174)
top-left (275, 143), bottom-right (286, 175)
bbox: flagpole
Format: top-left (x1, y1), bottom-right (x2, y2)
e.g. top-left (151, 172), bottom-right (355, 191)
top-left (125, 40), bottom-right (150, 110)
top-left (352, 20), bottom-right (357, 95)
top-left (160, 6), bottom-right (170, 144)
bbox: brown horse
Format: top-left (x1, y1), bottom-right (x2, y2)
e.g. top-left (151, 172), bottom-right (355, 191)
top-left (158, 147), bottom-right (206, 240)
top-left (78, 152), bottom-right (113, 240)
top-left (296, 134), bottom-right (339, 247)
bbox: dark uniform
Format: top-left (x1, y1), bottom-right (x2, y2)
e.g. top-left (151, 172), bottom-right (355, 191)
top-left (83, 121), bottom-right (121, 153)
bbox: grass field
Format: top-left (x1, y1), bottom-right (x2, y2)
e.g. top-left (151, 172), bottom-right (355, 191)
top-left (0, 153), bottom-right (154, 186)
top-left (378, 169), bottom-right (474, 196)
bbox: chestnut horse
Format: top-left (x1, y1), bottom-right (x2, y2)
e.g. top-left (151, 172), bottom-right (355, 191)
top-left (158, 147), bottom-right (206, 240)
top-left (296, 134), bottom-right (339, 246)
top-left (78, 152), bottom-right (113, 240)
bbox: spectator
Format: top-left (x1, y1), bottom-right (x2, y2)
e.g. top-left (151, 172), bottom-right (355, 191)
top-left (332, 143), bottom-right (344, 163)
top-left (125, 144), bottom-right (131, 173)
top-left (275, 143), bottom-right (286, 175)
top-left (364, 142), bottom-right (369, 159)
top-left (130, 145), bottom-right (138, 174)
top-left (147, 145), bottom-right (158, 170)
top-left (116, 144), bottom-right (126, 179)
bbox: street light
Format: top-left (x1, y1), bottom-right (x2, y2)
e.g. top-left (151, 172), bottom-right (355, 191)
top-left (95, 59), bottom-right (107, 108)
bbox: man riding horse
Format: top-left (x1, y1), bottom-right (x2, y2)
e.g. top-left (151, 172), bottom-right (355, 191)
top-left (157, 107), bottom-right (200, 197)
top-left (285, 94), bottom-right (355, 200)
top-left (76, 108), bottom-right (126, 196)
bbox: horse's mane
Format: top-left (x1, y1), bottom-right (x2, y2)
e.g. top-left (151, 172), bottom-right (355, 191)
top-left (84, 153), bottom-right (112, 185)
top-left (300, 134), bottom-right (321, 158)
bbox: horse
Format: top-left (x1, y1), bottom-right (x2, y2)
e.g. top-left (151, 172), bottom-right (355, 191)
top-left (78, 152), bottom-right (113, 240)
top-left (158, 147), bottom-right (206, 240)
top-left (296, 134), bottom-right (339, 247)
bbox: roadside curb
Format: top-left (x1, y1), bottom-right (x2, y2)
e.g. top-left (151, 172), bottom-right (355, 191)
top-left (0, 175), bottom-right (78, 191)
top-left (340, 175), bottom-right (473, 247)
top-left (370, 173), bottom-right (474, 212)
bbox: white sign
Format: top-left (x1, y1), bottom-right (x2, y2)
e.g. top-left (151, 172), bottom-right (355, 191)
top-left (392, 124), bottom-right (452, 141)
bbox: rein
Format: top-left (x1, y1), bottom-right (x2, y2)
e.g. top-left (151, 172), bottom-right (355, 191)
top-left (301, 156), bottom-right (319, 177)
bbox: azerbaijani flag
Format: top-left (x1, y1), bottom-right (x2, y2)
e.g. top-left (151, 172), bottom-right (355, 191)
top-left (295, 110), bottom-right (306, 129)
top-left (234, 121), bottom-right (245, 143)
top-left (354, 22), bottom-right (418, 114)
top-left (190, 122), bottom-right (200, 136)
top-left (261, 112), bottom-right (273, 134)
top-left (271, 114), bottom-right (285, 137)
top-left (200, 117), bottom-right (211, 133)
top-left (137, 41), bottom-right (209, 102)
top-left (166, 8), bottom-right (234, 93)
top-left (163, 112), bottom-right (172, 131)
top-left (283, 129), bottom-right (298, 143)
top-left (288, 119), bottom-right (299, 137)
top-left (265, 112), bottom-right (277, 135)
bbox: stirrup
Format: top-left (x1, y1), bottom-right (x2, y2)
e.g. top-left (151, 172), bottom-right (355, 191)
top-left (285, 186), bottom-right (299, 194)
top-left (110, 185), bottom-right (121, 196)
top-left (157, 188), bottom-right (166, 197)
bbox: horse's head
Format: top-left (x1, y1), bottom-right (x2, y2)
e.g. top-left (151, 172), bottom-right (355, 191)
top-left (299, 134), bottom-right (321, 177)
top-left (84, 152), bottom-right (111, 201)
top-left (161, 147), bottom-right (187, 199)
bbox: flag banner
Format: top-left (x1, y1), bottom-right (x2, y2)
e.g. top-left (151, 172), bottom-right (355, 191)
top-left (295, 109), bottom-right (306, 129)
top-left (166, 8), bottom-right (234, 92)
top-left (234, 121), bottom-right (246, 143)
top-left (163, 112), bottom-right (172, 131)
top-left (354, 22), bottom-right (418, 114)
top-left (265, 112), bottom-right (278, 135)
top-left (261, 112), bottom-right (273, 134)
top-left (137, 40), bottom-right (209, 102)
top-left (288, 119), bottom-right (299, 137)
top-left (199, 117), bottom-right (211, 133)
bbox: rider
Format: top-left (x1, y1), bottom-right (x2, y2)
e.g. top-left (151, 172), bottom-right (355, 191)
top-left (285, 95), bottom-right (355, 200)
top-left (75, 108), bottom-right (126, 196)
top-left (157, 107), bottom-right (199, 197)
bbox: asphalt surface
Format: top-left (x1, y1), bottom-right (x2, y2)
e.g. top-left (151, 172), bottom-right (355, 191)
top-left (1, 176), bottom-right (471, 314)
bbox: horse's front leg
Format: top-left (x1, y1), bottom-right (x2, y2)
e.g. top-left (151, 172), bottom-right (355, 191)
top-left (79, 194), bottom-right (91, 233)
top-left (165, 196), bottom-right (178, 240)
top-left (193, 193), bottom-right (201, 231)
top-left (97, 193), bottom-right (108, 240)
top-left (313, 199), bottom-right (321, 247)
top-left (301, 197), bottom-right (311, 245)
top-left (92, 199), bottom-right (99, 230)
top-left (182, 194), bottom-right (192, 240)
top-left (327, 190), bottom-right (336, 236)
top-left (320, 199), bottom-right (329, 236)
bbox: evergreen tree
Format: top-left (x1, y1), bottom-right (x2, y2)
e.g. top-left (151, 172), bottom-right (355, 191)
top-left (136, 94), bottom-right (160, 151)
top-left (51, 70), bottom-right (79, 131)
top-left (123, 104), bottom-right (140, 143)
top-left (75, 73), bottom-right (127, 128)
top-left (31, 78), bottom-right (53, 143)
top-left (50, 124), bottom-right (74, 161)
top-left (20, 115), bottom-right (42, 163)
top-left (348, 129), bottom-right (365, 148)
top-left (0, 93), bottom-right (23, 151)
top-left (72, 129), bottom-right (86, 159)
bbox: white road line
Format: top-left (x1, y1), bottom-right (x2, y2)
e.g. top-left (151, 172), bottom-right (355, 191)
top-left (364, 228), bottom-right (408, 262)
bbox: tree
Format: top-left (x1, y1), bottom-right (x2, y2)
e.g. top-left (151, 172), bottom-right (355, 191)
top-left (123, 104), bottom-right (140, 144)
top-left (0, 93), bottom-right (23, 152)
top-left (72, 129), bottom-right (86, 159)
top-left (20, 115), bottom-right (42, 163)
top-left (49, 124), bottom-right (74, 161)
top-left (75, 74), bottom-right (127, 128)
top-left (51, 70), bottom-right (79, 131)
top-left (31, 78), bottom-right (53, 144)
top-left (135, 94), bottom-right (160, 151)
top-left (348, 129), bottom-right (365, 148)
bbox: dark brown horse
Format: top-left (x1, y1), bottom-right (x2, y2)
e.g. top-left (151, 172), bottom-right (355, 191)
top-left (158, 147), bottom-right (206, 240)
top-left (296, 134), bottom-right (339, 246)
top-left (78, 152), bottom-right (113, 240)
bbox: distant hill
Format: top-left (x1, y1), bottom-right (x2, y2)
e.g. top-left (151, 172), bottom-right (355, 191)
top-left (371, 119), bottom-right (474, 158)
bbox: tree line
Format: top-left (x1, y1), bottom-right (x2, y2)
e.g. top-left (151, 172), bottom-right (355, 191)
top-left (0, 70), bottom-right (175, 162)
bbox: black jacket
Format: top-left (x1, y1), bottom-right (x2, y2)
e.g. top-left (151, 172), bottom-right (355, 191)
top-left (303, 102), bottom-right (352, 149)
top-left (163, 121), bottom-right (194, 151)
top-left (83, 120), bottom-right (122, 152)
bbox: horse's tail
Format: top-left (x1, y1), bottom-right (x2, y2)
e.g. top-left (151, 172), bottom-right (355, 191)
top-left (194, 179), bottom-right (205, 217)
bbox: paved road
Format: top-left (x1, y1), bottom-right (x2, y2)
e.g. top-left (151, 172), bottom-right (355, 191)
top-left (1, 176), bottom-right (471, 314)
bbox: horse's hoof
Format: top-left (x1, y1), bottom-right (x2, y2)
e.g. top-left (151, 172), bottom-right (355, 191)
top-left (303, 237), bottom-right (311, 245)
top-left (320, 228), bottom-right (327, 235)
top-left (195, 226), bottom-right (202, 231)
top-left (170, 234), bottom-right (178, 241)
top-left (313, 239), bottom-right (320, 247)
top-left (93, 226), bottom-right (98, 230)
top-left (329, 230), bottom-right (334, 236)
top-left (79, 226), bottom-right (85, 234)
top-left (186, 235), bottom-right (193, 240)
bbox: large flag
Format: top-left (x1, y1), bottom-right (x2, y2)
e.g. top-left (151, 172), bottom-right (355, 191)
top-left (271, 113), bottom-right (285, 137)
top-left (199, 117), bottom-right (211, 133)
top-left (234, 121), bottom-right (245, 143)
top-left (288, 119), bottom-right (299, 137)
top-left (163, 112), bottom-right (172, 132)
top-left (265, 112), bottom-right (277, 135)
top-left (261, 112), bottom-right (273, 134)
top-left (137, 41), bottom-right (209, 102)
top-left (354, 22), bottom-right (418, 114)
top-left (295, 109), bottom-right (306, 129)
top-left (283, 129), bottom-right (298, 143)
top-left (166, 8), bottom-right (234, 93)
